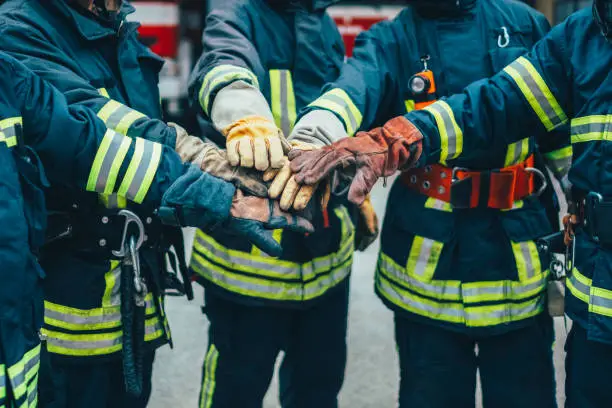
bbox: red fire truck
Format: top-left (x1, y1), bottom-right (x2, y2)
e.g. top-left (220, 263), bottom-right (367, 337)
top-left (129, 1), bottom-right (405, 120)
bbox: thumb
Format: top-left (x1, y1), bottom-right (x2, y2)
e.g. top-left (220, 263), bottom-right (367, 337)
top-left (245, 226), bottom-right (283, 257)
top-left (347, 168), bottom-right (378, 205)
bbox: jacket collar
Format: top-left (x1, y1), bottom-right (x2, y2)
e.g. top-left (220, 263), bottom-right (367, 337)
top-left (49, 0), bottom-right (136, 40)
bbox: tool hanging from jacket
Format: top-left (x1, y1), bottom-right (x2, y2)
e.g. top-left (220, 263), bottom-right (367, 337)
top-left (409, 55), bottom-right (438, 110)
top-left (112, 209), bottom-right (147, 397)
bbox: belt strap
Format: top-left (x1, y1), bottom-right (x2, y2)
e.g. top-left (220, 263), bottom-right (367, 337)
top-left (401, 155), bottom-right (544, 210)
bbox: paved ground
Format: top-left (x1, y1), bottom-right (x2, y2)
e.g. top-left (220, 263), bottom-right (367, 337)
top-left (150, 180), bottom-right (568, 408)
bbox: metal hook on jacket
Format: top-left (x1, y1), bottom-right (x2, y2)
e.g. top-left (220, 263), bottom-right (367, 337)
top-left (112, 210), bottom-right (147, 306)
top-left (498, 26), bottom-right (510, 48)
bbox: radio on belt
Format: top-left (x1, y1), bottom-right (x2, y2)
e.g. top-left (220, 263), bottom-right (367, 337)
top-left (409, 55), bottom-right (438, 110)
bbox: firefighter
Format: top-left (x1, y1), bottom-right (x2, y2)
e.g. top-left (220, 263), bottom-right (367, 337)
top-left (187, 0), bottom-right (378, 406)
top-left (0, 51), bottom-right (312, 408)
top-left (283, 1), bottom-right (571, 407)
top-left (0, 0), bottom-right (312, 406)
top-left (290, 1), bottom-right (612, 406)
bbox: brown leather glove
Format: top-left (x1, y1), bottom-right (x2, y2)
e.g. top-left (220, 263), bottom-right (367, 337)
top-left (171, 123), bottom-right (268, 198)
top-left (228, 190), bottom-right (315, 256)
top-left (355, 194), bottom-right (379, 251)
top-left (289, 116), bottom-right (423, 205)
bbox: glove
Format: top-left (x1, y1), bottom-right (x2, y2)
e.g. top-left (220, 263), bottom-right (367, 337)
top-left (355, 194), bottom-right (379, 251)
top-left (171, 122), bottom-right (268, 197)
top-left (263, 142), bottom-right (322, 211)
top-left (159, 166), bottom-right (314, 257)
top-left (227, 190), bottom-right (314, 256)
top-left (223, 115), bottom-right (291, 171)
top-left (289, 116), bottom-right (424, 205)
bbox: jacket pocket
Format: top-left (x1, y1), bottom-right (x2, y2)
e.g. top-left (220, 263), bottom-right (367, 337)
top-left (488, 45), bottom-right (529, 73)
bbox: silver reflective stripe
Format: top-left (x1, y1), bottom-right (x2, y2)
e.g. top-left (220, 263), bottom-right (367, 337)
top-left (302, 238), bottom-right (353, 281)
top-left (413, 238), bottom-right (436, 277)
top-left (430, 199), bottom-right (447, 211)
top-left (507, 59), bottom-right (565, 129)
top-left (465, 296), bottom-right (544, 322)
top-left (191, 254), bottom-right (303, 298)
top-left (128, 138), bottom-right (154, 199)
top-left (571, 122), bottom-right (607, 137)
top-left (95, 132), bottom-right (128, 193)
top-left (279, 70), bottom-right (292, 137)
top-left (320, 93), bottom-right (359, 135)
top-left (379, 255), bottom-right (460, 299)
top-left (520, 242), bottom-right (536, 279)
top-left (461, 275), bottom-right (546, 301)
top-left (304, 262), bottom-right (352, 299)
top-left (591, 294), bottom-right (612, 310)
top-left (28, 383), bottom-right (38, 406)
top-left (200, 345), bottom-right (219, 408)
top-left (426, 102), bottom-right (461, 160)
top-left (45, 308), bottom-right (121, 327)
top-left (46, 336), bottom-right (122, 351)
top-left (569, 273), bottom-right (590, 299)
top-left (194, 234), bottom-right (301, 278)
top-left (509, 138), bottom-right (527, 165)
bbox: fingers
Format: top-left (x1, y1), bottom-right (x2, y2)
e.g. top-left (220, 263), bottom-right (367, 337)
top-left (237, 176), bottom-right (269, 198)
top-left (263, 167), bottom-right (280, 182)
top-left (238, 137), bottom-right (254, 168)
top-left (268, 136), bottom-right (285, 169)
top-left (246, 228), bottom-right (283, 257)
top-left (347, 168), bottom-right (378, 205)
top-left (293, 184), bottom-right (316, 212)
top-left (289, 216), bottom-right (314, 234)
top-left (253, 137), bottom-right (269, 171)
top-left (268, 159), bottom-right (292, 199)
top-left (226, 139), bottom-right (240, 167)
top-left (279, 176), bottom-right (300, 211)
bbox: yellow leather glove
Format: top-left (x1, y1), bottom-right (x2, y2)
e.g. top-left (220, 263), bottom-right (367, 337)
top-left (263, 142), bottom-right (324, 211)
top-left (355, 194), bottom-right (379, 251)
top-left (223, 115), bottom-right (290, 171)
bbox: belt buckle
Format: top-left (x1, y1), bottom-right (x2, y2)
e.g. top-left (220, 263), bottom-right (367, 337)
top-left (585, 192), bottom-right (603, 243)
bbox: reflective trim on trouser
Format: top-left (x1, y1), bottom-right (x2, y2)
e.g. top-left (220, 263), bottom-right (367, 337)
top-left (199, 344), bottom-right (219, 408)
top-left (503, 57), bottom-right (567, 131)
top-left (4, 344), bottom-right (40, 408)
top-left (198, 65), bottom-right (259, 115)
top-left (423, 101), bottom-right (463, 165)
top-left (567, 267), bottom-right (612, 317)
top-left (377, 253), bottom-right (548, 327)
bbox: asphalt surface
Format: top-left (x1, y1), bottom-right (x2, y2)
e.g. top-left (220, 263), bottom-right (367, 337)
top-left (150, 180), bottom-right (568, 408)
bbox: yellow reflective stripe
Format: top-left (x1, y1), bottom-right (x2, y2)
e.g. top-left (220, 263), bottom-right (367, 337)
top-left (269, 69), bottom-right (297, 137)
top-left (144, 316), bottom-right (165, 342)
top-left (102, 261), bottom-right (121, 307)
top-left (6, 344), bottom-right (40, 401)
top-left (376, 272), bottom-right (545, 327)
top-left (544, 145), bottom-right (573, 161)
top-left (0, 117), bottom-right (22, 148)
top-left (98, 88), bottom-right (110, 98)
top-left (504, 137), bottom-right (530, 167)
top-left (424, 101), bottom-right (463, 165)
top-left (117, 138), bottom-right (162, 204)
top-left (97, 100), bottom-right (146, 136)
top-left (567, 267), bottom-right (612, 317)
top-left (85, 129), bottom-right (132, 195)
top-left (544, 145), bottom-right (573, 176)
top-left (98, 193), bottom-right (128, 209)
top-left (405, 236), bottom-right (443, 281)
top-left (199, 65), bottom-right (259, 115)
top-left (424, 197), bottom-right (452, 212)
top-left (405, 100), bottom-right (416, 113)
top-left (511, 240), bottom-right (542, 281)
top-left (199, 344), bottom-right (219, 408)
top-left (501, 200), bottom-right (525, 212)
top-left (570, 115), bottom-right (612, 144)
top-left (504, 57), bottom-right (567, 131)
top-left (42, 329), bottom-right (123, 357)
top-left (308, 88), bottom-right (363, 136)
top-left (0, 364), bottom-right (5, 401)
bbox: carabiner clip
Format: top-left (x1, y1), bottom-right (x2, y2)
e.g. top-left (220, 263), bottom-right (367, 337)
top-left (525, 167), bottom-right (548, 198)
top-left (112, 210), bottom-right (145, 258)
top-left (498, 26), bottom-right (510, 48)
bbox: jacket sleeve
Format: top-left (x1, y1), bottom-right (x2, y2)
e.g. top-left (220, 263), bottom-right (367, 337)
top-left (188, 6), bottom-right (267, 121)
top-left (299, 27), bottom-right (399, 137)
top-left (12, 58), bottom-right (234, 220)
top-left (0, 21), bottom-right (178, 147)
top-left (408, 22), bottom-right (572, 166)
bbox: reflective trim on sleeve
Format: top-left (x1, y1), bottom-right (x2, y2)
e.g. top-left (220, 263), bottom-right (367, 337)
top-left (503, 57), bottom-right (567, 131)
top-left (117, 138), bottom-right (163, 204)
top-left (6, 344), bottom-right (40, 405)
top-left (0, 117), bottom-right (22, 148)
top-left (269, 69), bottom-right (297, 137)
top-left (0, 365), bottom-right (5, 404)
top-left (199, 344), bottom-right (219, 408)
top-left (199, 65), bottom-right (259, 115)
top-left (97, 100), bottom-right (147, 136)
top-left (511, 240), bottom-right (542, 281)
top-left (543, 145), bottom-right (573, 176)
top-left (567, 267), bottom-right (612, 318)
top-left (424, 101), bottom-right (463, 165)
top-left (405, 236), bottom-right (444, 281)
top-left (570, 115), bottom-right (612, 143)
top-left (504, 137), bottom-right (530, 167)
top-left (424, 197), bottom-right (452, 212)
top-left (308, 88), bottom-right (363, 136)
top-left (86, 129), bottom-right (132, 195)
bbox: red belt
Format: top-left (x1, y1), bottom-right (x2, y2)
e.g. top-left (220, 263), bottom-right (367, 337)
top-left (400, 155), bottom-right (546, 210)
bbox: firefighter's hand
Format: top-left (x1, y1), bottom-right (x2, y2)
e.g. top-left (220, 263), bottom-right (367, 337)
top-left (355, 195), bottom-right (379, 251)
top-left (263, 142), bottom-right (322, 211)
top-left (223, 115), bottom-right (291, 171)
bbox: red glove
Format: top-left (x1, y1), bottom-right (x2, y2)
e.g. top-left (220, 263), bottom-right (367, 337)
top-left (289, 116), bottom-right (423, 205)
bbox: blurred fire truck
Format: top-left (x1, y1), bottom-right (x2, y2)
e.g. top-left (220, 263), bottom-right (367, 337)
top-left (129, 1), bottom-right (406, 121)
